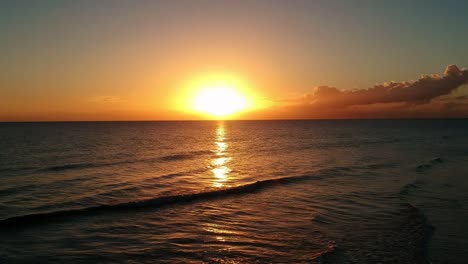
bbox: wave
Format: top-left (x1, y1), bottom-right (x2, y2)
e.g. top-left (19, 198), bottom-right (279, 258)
top-left (42, 163), bottom-right (95, 171)
top-left (0, 166), bottom-right (35, 173)
top-left (311, 242), bottom-right (339, 263)
top-left (0, 166), bottom-right (38, 177)
top-left (402, 157), bottom-right (444, 195)
top-left (416, 157), bottom-right (444, 172)
top-left (315, 203), bottom-right (434, 264)
top-left (36, 150), bottom-right (213, 173)
top-left (399, 179), bottom-right (425, 196)
top-left (0, 174), bottom-right (318, 229)
top-left (398, 203), bottom-right (434, 264)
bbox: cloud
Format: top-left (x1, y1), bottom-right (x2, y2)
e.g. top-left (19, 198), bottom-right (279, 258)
top-left (247, 65), bottom-right (468, 119)
top-left (303, 65), bottom-right (468, 108)
top-left (87, 95), bottom-right (126, 104)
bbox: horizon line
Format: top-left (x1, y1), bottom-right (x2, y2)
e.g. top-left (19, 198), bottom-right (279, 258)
top-left (1, 117), bottom-right (467, 123)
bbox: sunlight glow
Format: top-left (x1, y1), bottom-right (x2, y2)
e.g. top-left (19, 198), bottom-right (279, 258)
top-left (175, 72), bottom-right (258, 119)
top-left (194, 86), bottom-right (247, 117)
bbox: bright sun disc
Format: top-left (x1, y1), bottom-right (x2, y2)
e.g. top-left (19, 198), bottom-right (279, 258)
top-left (194, 86), bottom-right (247, 117)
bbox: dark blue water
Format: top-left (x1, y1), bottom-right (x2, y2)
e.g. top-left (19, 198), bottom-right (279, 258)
top-left (0, 120), bottom-right (467, 263)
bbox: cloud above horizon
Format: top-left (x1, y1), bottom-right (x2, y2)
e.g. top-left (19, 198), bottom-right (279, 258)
top-left (255, 65), bottom-right (468, 119)
top-left (304, 65), bottom-right (468, 107)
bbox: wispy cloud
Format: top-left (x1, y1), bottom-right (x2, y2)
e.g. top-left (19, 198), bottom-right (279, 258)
top-left (87, 95), bottom-right (126, 104)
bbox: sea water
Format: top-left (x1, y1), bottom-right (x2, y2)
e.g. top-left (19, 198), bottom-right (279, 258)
top-left (0, 120), bottom-right (467, 263)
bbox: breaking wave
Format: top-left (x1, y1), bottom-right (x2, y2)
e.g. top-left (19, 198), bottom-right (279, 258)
top-left (0, 173), bottom-right (320, 229)
top-left (315, 203), bottom-right (434, 264)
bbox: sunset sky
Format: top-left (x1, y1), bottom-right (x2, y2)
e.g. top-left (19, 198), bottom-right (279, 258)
top-left (1, 0), bottom-right (468, 121)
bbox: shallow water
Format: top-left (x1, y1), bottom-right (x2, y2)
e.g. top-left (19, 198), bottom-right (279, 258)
top-left (0, 120), bottom-right (467, 263)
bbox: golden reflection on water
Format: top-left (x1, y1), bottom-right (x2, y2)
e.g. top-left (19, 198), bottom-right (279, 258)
top-left (203, 222), bottom-right (241, 243)
top-left (211, 122), bottom-right (231, 187)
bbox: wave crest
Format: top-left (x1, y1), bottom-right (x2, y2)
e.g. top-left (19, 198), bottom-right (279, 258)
top-left (0, 174), bottom-right (318, 229)
top-left (36, 150), bottom-right (213, 173)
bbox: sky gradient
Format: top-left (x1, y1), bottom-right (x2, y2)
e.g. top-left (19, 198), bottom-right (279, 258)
top-left (1, 0), bottom-right (468, 121)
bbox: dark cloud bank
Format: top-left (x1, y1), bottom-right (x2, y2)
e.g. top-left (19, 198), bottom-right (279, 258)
top-left (258, 65), bottom-right (468, 119)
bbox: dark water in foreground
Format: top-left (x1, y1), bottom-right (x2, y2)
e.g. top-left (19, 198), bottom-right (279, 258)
top-left (0, 120), bottom-right (467, 263)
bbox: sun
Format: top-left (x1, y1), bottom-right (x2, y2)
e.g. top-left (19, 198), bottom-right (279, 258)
top-left (194, 86), bottom-right (247, 117)
top-left (176, 72), bottom-right (259, 119)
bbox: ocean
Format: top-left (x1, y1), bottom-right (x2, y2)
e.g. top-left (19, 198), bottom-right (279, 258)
top-left (0, 120), bottom-right (467, 263)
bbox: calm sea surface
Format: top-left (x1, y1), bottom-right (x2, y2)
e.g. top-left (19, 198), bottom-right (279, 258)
top-left (0, 120), bottom-right (467, 263)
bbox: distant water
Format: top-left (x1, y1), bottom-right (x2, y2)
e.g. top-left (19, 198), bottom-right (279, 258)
top-left (0, 120), bottom-right (467, 263)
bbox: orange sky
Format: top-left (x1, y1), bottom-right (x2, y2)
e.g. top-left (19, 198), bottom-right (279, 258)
top-left (1, 1), bottom-right (468, 121)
